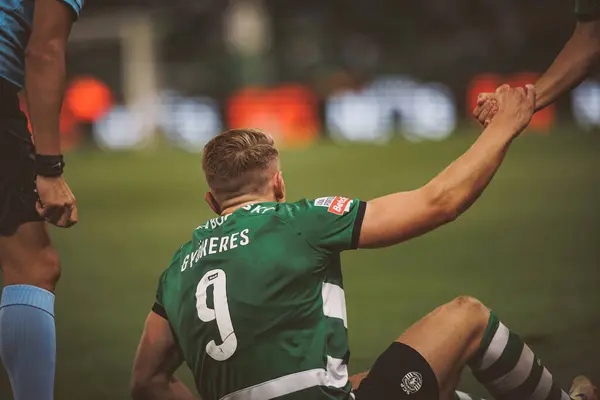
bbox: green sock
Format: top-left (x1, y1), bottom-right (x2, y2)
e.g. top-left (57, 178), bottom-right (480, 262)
top-left (468, 312), bottom-right (570, 400)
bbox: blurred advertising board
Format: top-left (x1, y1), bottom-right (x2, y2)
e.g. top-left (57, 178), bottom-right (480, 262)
top-left (20, 74), bottom-right (600, 152)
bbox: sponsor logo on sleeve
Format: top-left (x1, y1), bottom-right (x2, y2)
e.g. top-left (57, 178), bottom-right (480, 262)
top-left (314, 197), bottom-right (336, 207)
top-left (327, 196), bottom-right (352, 215)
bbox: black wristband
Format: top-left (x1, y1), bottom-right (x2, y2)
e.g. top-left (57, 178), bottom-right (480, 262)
top-left (35, 154), bottom-right (65, 177)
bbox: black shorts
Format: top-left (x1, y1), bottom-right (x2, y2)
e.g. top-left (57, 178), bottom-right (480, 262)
top-left (353, 342), bottom-right (439, 400)
top-left (0, 78), bottom-right (43, 237)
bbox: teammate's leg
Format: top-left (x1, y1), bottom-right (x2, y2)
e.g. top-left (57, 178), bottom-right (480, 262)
top-left (353, 296), bottom-right (574, 400)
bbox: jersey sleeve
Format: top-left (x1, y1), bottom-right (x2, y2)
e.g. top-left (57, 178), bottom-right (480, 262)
top-left (151, 248), bottom-right (184, 320)
top-left (152, 269), bottom-right (169, 320)
top-left (285, 196), bottom-right (367, 253)
top-left (60, 0), bottom-right (84, 20)
top-left (575, 0), bottom-right (600, 21)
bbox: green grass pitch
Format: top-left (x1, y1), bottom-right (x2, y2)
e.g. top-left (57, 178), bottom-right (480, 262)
top-left (1, 130), bottom-right (599, 399)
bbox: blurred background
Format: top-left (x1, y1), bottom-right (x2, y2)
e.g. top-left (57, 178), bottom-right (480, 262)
top-left (1, 0), bottom-right (600, 399)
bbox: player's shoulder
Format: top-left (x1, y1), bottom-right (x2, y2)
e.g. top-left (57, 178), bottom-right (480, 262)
top-left (160, 240), bottom-right (192, 279)
top-left (281, 196), bottom-right (356, 217)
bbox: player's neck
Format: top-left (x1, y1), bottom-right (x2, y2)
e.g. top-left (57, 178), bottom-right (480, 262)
top-left (220, 195), bottom-right (278, 216)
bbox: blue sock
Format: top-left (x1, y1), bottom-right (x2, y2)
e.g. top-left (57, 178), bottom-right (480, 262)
top-left (0, 285), bottom-right (56, 400)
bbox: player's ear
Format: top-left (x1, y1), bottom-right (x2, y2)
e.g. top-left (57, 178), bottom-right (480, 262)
top-left (273, 171), bottom-right (285, 203)
top-left (205, 192), bottom-right (222, 215)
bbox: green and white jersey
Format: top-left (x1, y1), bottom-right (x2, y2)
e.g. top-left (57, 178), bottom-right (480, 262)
top-left (153, 197), bottom-right (366, 400)
top-left (576, 0), bottom-right (600, 20)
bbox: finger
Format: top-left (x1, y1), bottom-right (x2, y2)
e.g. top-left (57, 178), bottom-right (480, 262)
top-left (477, 93), bottom-right (494, 105)
top-left (43, 206), bottom-right (64, 226)
top-left (472, 102), bottom-right (488, 119)
top-left (478, 103), bottom-right (495, 124)
top-left (56, 205), bottom-right (72, 228)
top-left (36, 200), bottom-right (45, 216)
top-left (67, 205), bottom-right (78, 228)
top-left (474, 100), bottom-right (492, 115)
top-left (484, 105), bottom-right (499, 126)
top-left (525, 84), bottom-right (536, 105)
top-left (516, 87), bottom-right (525, 97)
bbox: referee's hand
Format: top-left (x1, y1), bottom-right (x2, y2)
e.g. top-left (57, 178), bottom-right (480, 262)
top-left (35, 175), bottom-right (78, 228)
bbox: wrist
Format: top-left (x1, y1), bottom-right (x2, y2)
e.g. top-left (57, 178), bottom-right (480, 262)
top-left (35, 154), bottom-right (65, 177)
top-left (533, 92), bottom-right (546, 112)
top-left (487, 114), bottom-right (522, 136)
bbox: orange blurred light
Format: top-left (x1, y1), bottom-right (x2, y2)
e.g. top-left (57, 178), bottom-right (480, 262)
top-left (227, 84), bottom-right (320, 147)
top-left (65, 76), bottom-right (113, 122)
top-left (18, 82), bottom-right (85, 151)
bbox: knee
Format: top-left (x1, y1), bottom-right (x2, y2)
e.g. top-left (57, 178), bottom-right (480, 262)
top-left (30, 247), bottom-right (61, 290)
top-left (446, 295), bottom-right (490, 326)
top-left (450, 295), bottom-right (485, 309)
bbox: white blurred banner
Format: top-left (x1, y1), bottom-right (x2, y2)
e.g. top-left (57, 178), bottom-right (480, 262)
top-left (326, 77), bottom-right (456, 143)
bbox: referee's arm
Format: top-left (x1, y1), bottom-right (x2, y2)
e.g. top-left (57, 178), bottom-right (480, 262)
top-left (534, 16), bottom-right (600, 111)
top-left (24, 0), bottom-right (74, 156)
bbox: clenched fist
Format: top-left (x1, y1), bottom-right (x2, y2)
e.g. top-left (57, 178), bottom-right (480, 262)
top-left (36, 175), bottom-right (78, 228)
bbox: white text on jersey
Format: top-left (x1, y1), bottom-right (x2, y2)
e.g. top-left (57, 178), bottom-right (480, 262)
top-left (182, 229), bottom-right (250, 272)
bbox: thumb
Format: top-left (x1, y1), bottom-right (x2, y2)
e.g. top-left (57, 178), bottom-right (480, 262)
top-left (525, 84), bottom-right (536, 106)
top-left (36, 200), bottom-right (45, 216)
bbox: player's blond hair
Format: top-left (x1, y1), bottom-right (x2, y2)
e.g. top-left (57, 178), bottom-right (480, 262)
top-left (202, 129), bottom-right (280, 201)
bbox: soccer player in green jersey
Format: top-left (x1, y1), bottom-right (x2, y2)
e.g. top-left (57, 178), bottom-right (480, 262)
top-left (131, 85), bottom-right (596, 400)
top-left (474, 0), bottom-right (600, 125)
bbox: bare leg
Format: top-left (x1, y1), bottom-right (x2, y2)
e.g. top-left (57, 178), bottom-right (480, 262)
top-left (0, 221), bottom-right (60, 291)
top-left (351, 296), bottom-right (488, 399)
top-left (0, 221), bottom-right (61, 400)
top-left (350, 371), bottom-right (369, 390)
top-left (353, 296), bottom-right (572, 400)
top-left (397, 296), bottom-right (488, 399)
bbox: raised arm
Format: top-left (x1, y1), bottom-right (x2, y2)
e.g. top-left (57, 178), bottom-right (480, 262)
top-left (359, 85), bottom-right (535, 249)
top-left (131, 312), bottom-right (198, 400)
top-left (474, 8), bottom-right (600, 126)
top-left (534, 19), bottom-right (600, 111)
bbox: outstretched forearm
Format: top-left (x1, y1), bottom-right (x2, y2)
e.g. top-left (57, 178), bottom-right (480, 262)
top-left (535, 20), bottom-right (600, 111)
top-left (360, 117), bottom-right (520, 248)
top-left (426, 126), bottom-right (512, 220)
